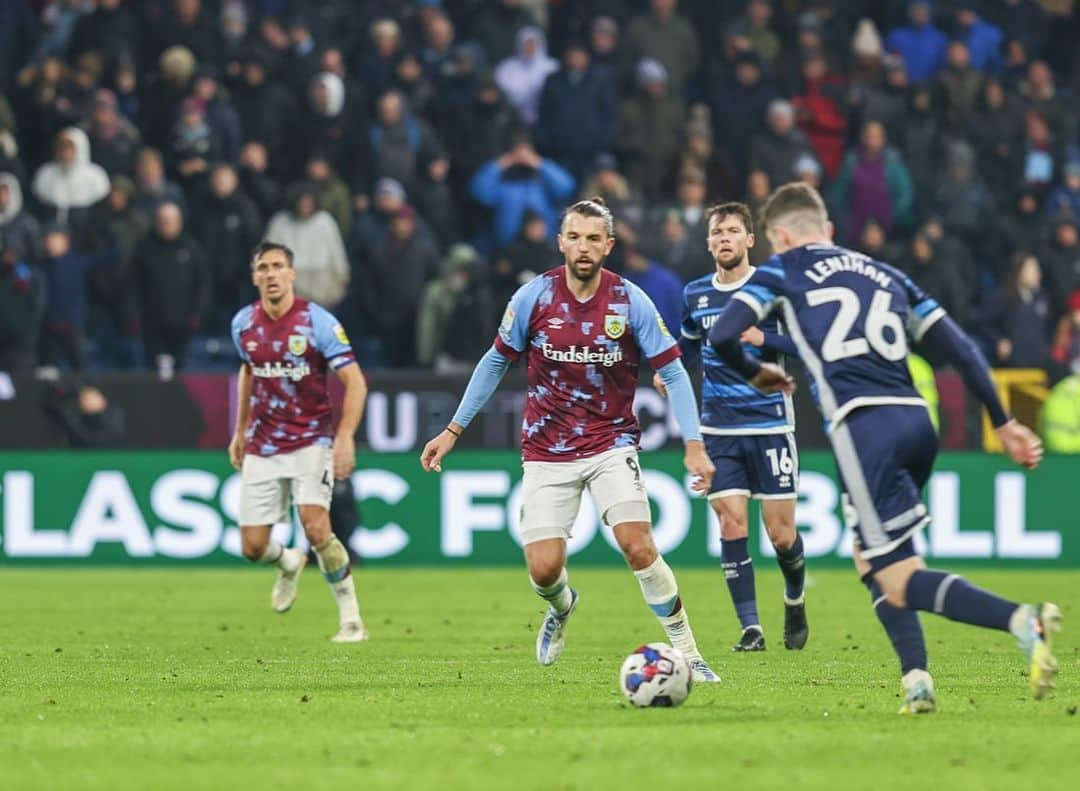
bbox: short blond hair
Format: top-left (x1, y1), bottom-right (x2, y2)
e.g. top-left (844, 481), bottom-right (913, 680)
top-left (761, 182), bottom-right (829, 237)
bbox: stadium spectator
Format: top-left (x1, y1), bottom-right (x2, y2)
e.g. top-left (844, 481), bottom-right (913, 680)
top-left (953, 5), bottom-right (1004, 74)
top-left (738, 0), bottom-right (781, 68)
top-left (851, 54), bottom-right (910, 140)
top-left (618, 221), bottom-right (683, 336)
top-left (1041, 217), bottom-right (1080, 313)
top-left (469, 135), bottom-right (575, 249)
top-left (830, 119), bottom-right (914, 243)
top-left (143, 0), bottom-right (223, 75)
top-left (230, 48), bottom-right (297, 180)
top-left (749, 99), bottom-right (818, 198)
top-left (134, 201), bottom-right (208, 374)
top-left (133, 146), bottom-right (186, 221)
top-left (900, 231), bottom-right (969, 328)
top-left (0, 245), bottom-right (43, 373)
top-left (86, 176), bottom-right (145, 364)
top-left (367, 89), bottom-right (447, 206)
top-left (623, 0), bottom-right (700, 92)
top-left (988, 1), bottom-right (1049, 60)
top-left (707, 51), bottom-right (777, 183)
top-left (416, 243), bottom-right (495, 372)
top-left (792, 50), bottom-right (847, 179)
top-left (39, 223), bottom-right (118, 371)
top-left (140, 45), bottom-right (197, 152)
top-left (196, 163), bottom-right (262, 325)
top-left (68, 0), bottom-right (137, 72)
top-left (1019, 61), bottom-right (1071, 141)
top-left (83, 89), bottom-right (141, 179)
top-left (1041, 365), bottom-right (1080, 452)
top-left (494, 27), bottom-right (558, 127)
top-left (45, 380), bottom-right (127, 448)
top-left (644, 166), bottom-right (710, 282)
top-left (935, 41), bottom-right (984, 135)
top-left (979, 251), bottom-right (1054, 369)
top-left (304, 155), bottom-right (351, 237)
top-left (300, 72), bottom-right (368, 190)
top-left (236, 140), bottom-right (280, 219)
top-left (933, 141), bottom-right (996, 263)
top-left (474, 0), bottom-right (536, 66)
top-left (616, 59), bottom-right (685, 200)
top-left (365, 205), bottom-right (438, 367)
top-left (969, 78), bottom-right (1027, 206)
top-left (188, 66), bottom-right (242, 164)
top-left (492, 209), bottom-right (553, 305)
top-left (579, 153), bottom-right (644, 226)
top-left (32, 127), bottom-right (111, 236)
top-left (168, 96), bottom-right (221, 188)
top-left (535, 40), bottom-right (616, 181)
top-left (1051, 289), bottom-right (1080, 371)
top-left (885, 1), bottom-right (948, 85)
top-left (1045, 160), bottom-right (1080, 222)
top-left (265, 182), bottom-right (349, 310)
top-left (588, 16), bottom-right (628, 89)
top-left (0, 172), bottom-right (42, 265)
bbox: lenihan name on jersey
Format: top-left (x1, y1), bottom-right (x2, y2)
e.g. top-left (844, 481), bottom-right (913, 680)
top-left (805, 252), bottom-right (893, 289)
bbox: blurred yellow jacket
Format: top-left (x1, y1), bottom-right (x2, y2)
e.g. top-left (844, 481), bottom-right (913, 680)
top-left (908, 353), bottom-right (939, 433)
top-left (1042, 375), bottom-right (1080, 453)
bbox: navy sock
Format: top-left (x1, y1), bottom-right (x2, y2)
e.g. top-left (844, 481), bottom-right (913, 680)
top-left (721, 537), bottom-right (759, 629)
top-left (775, 534), bottom-right (806, 602)
top-left (904, 569), bottom-right (1018, 632)
top-left (863, 574), bottom-right (927, 675)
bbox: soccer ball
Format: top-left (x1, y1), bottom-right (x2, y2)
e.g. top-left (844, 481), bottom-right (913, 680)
top-left (618, 642), bottom-right (692, 708)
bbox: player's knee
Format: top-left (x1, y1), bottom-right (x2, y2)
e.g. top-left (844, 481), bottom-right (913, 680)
top-left (621, 540), bottom-right (658, 571)
top-left (769, 526), bottom-right (797, 552)
top-left (528, 558), bottom-right (563, 588)
top-left (240, 536), bottom-right (266, 563)
top-left (878, 578), bottom-right (908, 608)
top-left (301, 519), bottom-right (331, 546)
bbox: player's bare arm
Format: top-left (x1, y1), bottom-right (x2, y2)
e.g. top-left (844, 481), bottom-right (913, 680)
top-left (229, 363), bottom-right (253, 470)
top-left (332, 362), bottom-right (367, 480)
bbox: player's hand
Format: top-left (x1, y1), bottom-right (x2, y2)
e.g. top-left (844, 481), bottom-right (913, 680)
top-left (652, 372), bottom-right (668, 398)
top-left (749, 362), bottom-right (795, 395)
top-left (740, 327), bottom-right (765, 346)
top-left (228, 433), bottom-right (245, 471)
top-left (420, 430), bottom-right (457, 472)
top-left (683, 440), bottom-right (714, 495)
top-left (333, 433), bottom-right (357, 479)
top-left (996, 418), bottom-right (1043, 470)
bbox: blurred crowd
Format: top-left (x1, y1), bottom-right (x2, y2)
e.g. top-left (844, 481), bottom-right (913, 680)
top-left (1, 0), bottom-right (1080, 387)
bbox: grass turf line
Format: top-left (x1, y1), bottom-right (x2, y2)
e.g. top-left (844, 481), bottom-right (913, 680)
top-left (0, 568), bottom-right (1076, 790)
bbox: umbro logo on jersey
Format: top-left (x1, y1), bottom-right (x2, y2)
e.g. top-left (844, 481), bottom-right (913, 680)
top-left (246, 341), bottom-right (258, 352)
top-left (547, 317), bottom-right (565, 329)
top-left (697, 295), bottom-right (709, 308)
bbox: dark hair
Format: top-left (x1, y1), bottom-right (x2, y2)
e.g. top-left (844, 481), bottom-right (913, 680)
top-left (705, 201), bottom-right (753, 234)
top-left (561, 196), bottom-right (615, 237)
top-left (760, 182), bottom-right (828, 236)
top-left (1005, 250), bottom-right (1039, 305)
top-left (251, 240), bottom-right (294, 268)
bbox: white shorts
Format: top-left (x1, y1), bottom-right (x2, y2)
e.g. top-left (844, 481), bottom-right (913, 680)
top-left (519, 447), bottom-right (651, 545)
top-left (239, 443), bottom-right (334, 526)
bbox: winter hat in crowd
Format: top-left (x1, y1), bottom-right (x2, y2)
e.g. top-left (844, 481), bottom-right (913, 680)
top-left (375, 178), bottom-right (407, 203)
top-left (852, 19), bottom-right (884, 58)
top-left (159, 46), bottom-right (197, 83)
top-left (636, 58), bottom-right (668, 88)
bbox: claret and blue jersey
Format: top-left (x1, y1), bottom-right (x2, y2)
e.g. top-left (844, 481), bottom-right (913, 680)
top-left (681, 271), bottom-right (794, 436)
top-left (495, 267), bottom-right (681, 462)
top-left (731, 244), bottom-right (944, 433)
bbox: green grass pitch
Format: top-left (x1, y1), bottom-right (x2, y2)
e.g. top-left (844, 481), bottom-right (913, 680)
top-left (1, 567), bottom-right (1076, 790)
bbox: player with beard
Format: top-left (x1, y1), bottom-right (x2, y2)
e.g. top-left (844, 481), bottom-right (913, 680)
top-left (420, 198), bottom-right (722, 681)
top-left (656, 202), bottom-right (809, 652)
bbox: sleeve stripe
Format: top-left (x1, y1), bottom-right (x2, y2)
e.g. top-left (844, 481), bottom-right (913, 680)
top-left (329, 355), bottom-right (356, 370)
top-left (648, 343), bottom-right (681, 370)
top-left (911, 306), bottom-right (946, 341)
top-left (681, 329), bottom-right (702, 340)
top-left (493, 334), bottom-right (522, 361)
top-left (757, 265), bottom-right (785, 278)
top-left (732, 291), bottom-right (768, 321)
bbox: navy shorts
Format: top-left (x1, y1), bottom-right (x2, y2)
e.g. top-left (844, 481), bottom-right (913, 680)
top-left (832, 404), bottom-right (938, 571)
top-left (705, 433), bottom-right (799, 501)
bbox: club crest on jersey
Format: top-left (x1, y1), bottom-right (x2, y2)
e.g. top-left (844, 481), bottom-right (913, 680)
top-left (604, 314), bottom-right (626, 339)
top-left (288, 334), bottom-right (308, 356)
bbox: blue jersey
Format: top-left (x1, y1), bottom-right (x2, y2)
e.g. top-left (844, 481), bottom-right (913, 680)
top-left (732, 244), bottom-right (944, 431)
top-left (682, 272), bottom-right (794, 435)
